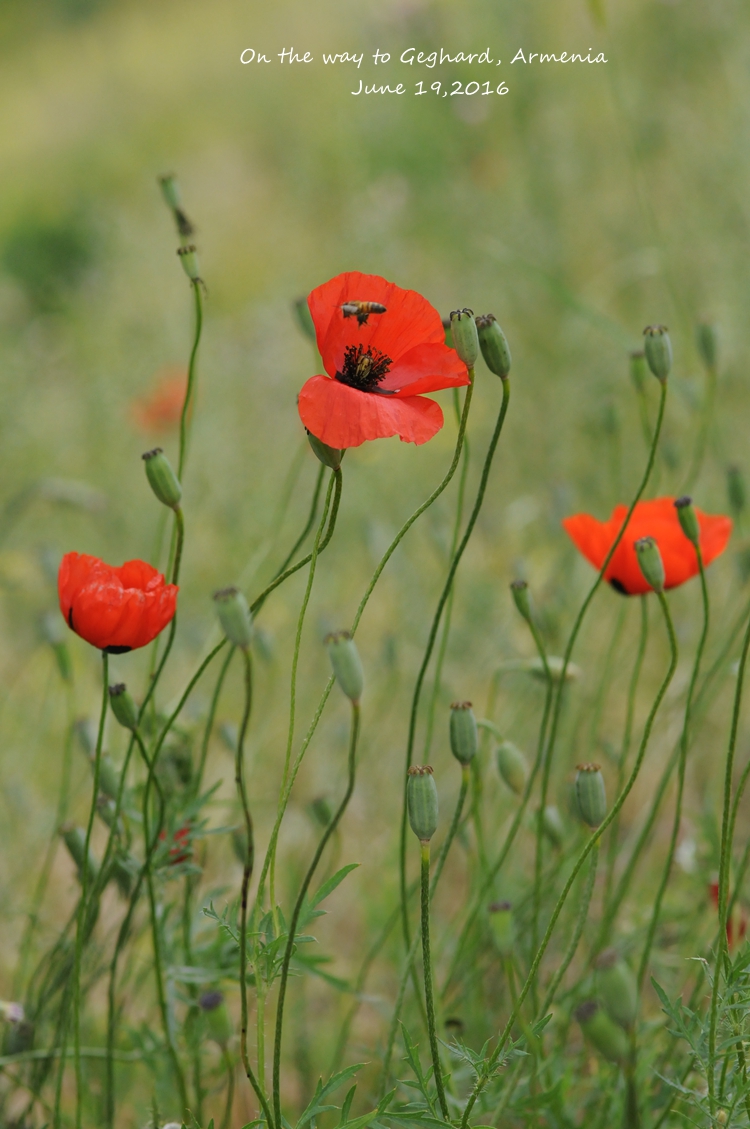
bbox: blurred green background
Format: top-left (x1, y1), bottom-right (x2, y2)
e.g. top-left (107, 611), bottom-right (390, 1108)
top-left (0, 0), bottom-right (748, 1120)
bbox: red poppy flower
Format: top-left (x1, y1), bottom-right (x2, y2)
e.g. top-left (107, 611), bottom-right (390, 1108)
top-left (159, 824), bottom-right (192, 865)
top-left (131, 367), bottom-right (188, 433)
top-left (58, 552), bottom-right (178, 653)
top-left (297, 271), bottom-right (469, 449)
top-left (562, 497), bottom-right (732, 595)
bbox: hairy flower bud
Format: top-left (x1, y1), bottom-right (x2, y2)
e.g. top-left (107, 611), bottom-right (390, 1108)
top-left (449, 702), bottom-right (478, 765)
top-left (496, 740), bottom-right (528, 796)
top-left (475, 314), bottom-right (511, 379)
top-left (214, 587), bottom-right (253, 650)
top-left (575, 763), bottom-right (607, 828)
top-left (407, 765), bottom-right (438, 842)
top-left (325, 631), bottom-right (363, 703)
top-left (108, 683), bottom-right (139, 731)
top-left (643, 325), bottom-right (672, 382)
top-left (634, 536), bottom-right (665, 593)
top-left (488, 901), bottom-right (514, 956)
top-left (595, 948), bottom-right (637, 1029)
top-left (177, 244), bottom-right (200, 282)
top-left (450, 308), bottom-right (479, 368)
top-left (696, 321), bottom-right (718, 371)
top-left (574, 999), bottom-right (629, 1064)
top-left (509, 579), bottom-right (532, 623)
top-left (674, 496), bottom-right (700, 548)
top-left (307, 431), bottom-right (343, 471)
top-left (142, 448), bottom-right (182, 510)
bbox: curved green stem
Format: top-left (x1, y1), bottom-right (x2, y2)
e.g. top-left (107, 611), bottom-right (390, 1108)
top-left (637, 555), bottom-right (707, 991)
top-left (73, 651), bottom-right (108, 1129)
top-left (420, 841), bottom-right (449, 1120)
top-left (178, 280), bottom-right (203, 479)
top-left (272, 701), bottom-right (360, 1129)
top-left (459, 587), bottom-right (677, 1129)
top-left (708, 601), bottom-right (750, 1113)
top-left (539, 843), bottom-right (599, 1019)
top-left (400, 376), bottom-right (510, 951)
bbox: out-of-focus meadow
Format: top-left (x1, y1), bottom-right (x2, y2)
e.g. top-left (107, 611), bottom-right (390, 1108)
top-left (1, 0), bottom-right (750, 1123)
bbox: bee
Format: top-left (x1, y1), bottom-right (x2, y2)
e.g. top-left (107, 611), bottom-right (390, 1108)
top-left (341, 300), bottom-right (387, 326)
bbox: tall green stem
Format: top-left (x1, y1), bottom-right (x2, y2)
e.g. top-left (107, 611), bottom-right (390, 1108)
top-left (400, 376), bottom-right (510, 951)
top-left (459, 588), bottom-right (677, 1129)
top-left (178, 280), bottom-right (203, 479)
top-left (420, 842), bottom-right (449, 1120)
top-left (272, 701), bottom-right (360, 1129)
top-left (538, 844), bottom-right (599, 1019)
top-left (73, 651), bottom-right (108, 1129)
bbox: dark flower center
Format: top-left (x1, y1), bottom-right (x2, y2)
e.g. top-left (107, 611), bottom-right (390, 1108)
top-left (336, 343), bottom-right (393, 393)
top-left (609, 578), bottom-right (628, 595)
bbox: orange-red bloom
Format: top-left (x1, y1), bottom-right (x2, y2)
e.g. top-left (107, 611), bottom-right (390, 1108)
top-left (562, 497), bottom-right (732, 595)
top-left (159, 824), bottom-right (192, 865)
top-left (131, 367), bottom-right (187, 433)
top-left (58, 553), bottom-right (178, 653)
top-left (297, 271), bottom-right (469, 449)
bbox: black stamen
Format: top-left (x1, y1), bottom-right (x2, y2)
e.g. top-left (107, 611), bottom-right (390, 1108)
top-left (609, 578), bottom-right (628, 596)
top-left (68, 607), bottom-right (75, 630)
top-left (335, 343), bottom-right (393, 393)
top-left (104, 645), bottom-right (133, 654)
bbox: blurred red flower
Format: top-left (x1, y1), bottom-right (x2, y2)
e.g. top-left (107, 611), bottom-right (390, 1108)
top-left (131, 367), bottom-right (187, 433)
top-left (562, 497), bottom-right (732, 596)
top-left (297, 271), bottom-right (469, 449)
top-left (159, 824), bottom-right (192, 865)
top-left (58, 553), bottom-right (178, 653)
top-left (709, 879), bottom-right (747, 948)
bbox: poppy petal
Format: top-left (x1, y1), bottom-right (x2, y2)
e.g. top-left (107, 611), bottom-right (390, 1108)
top-left (308, 272), bottom-right (446, 378)
top-left (298, 374), bottom-right (443, 448)
top-left (379, 343), bottom-right (469, 396)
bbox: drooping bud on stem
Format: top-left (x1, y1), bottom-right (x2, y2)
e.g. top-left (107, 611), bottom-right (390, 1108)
top-left (634, 535), bottom-right (665, 593)
top-left (475, 314), bottom-right (511, 379)
top-left (326, 631), bottom-right (364, 704)
top-left (674, 496), bottom-right (700, 548)
top-left (293, 297), bottom-right (317, 342)
top-left (108, 683), bottom-right (139, 731)
top-left (575, 763), bottom-right (607, 828)
top-left (142, 448), bottom-right (182, 510)
top-left (214, 587), bottom-right (253, 650)
top-left (574, 1000), bottom-right (630, 1064)
top-left (509, 579), bottom-right (532, 623)
top-left (177, 245), bottom-right (201, 282)
top-left (496, 740), bottom-right (529, 795)
top-left (407, 765), bottom-right (438, 843)
top-left (60, 823), bottom-right (98, 884)
top-left (696, 321), bottom-right (718, 371)
top-left (450, 309), bottom-right (479, 368)
top-left (199, 990), bottom-right (232, 1047)
top-left (629, 351), bottom-right (647, 393)
top-left (540, 804), bottom-right (565, 848)
top-left (488, 901), bottom-right (514, 956)
top-left (449, 702), bottom-right (478, 765)
top-left (307, 431), bottom-right (343, 471)
top-left (95, 755), bottom-right (121, 802)
top-left (594, 948), bottom-right (638, 1029)
top-left (643, 325), bottom-right (672, 382)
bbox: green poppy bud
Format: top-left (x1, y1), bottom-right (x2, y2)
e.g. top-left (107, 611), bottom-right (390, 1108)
top-left (595, 948), bottom-right (637, 1029)
top-left (177, 244), bottom-right (201, 281)
top-left (696, 321), bottom-right (718, 371)
top-left (407, 765), bottom-right (438, 843)
top-left (307, 431), bottom-right (343, 471)
top-left (95, 754), bottom-right (122, 802)
top-left (60, 823), bottom-right (98, 884)
top-left (475, 314), bottom-right (511, 379)
top-left (574, 999), bottom-right (629, 1064)
top-left (449, 701), bottom-right (478, 765)
top-left (674, 496), bottom-right (700, 548)
top-left (142, 448), bottom-right (182, 510)
top-left (325, 631), bottom-right (364, 703)
top-left (540, 804), bottom-right (565, 848)
top-left (575, 763), bottom-right (607, 828)
top-left (496, 740), bottom-right (528, 796)
top-left (634, 536), bottom-right (665, 594)
top-left (629, 351), bottom-right (647, 393)
top-left (643, 325), bottom-right (672, 382)
top-left (108, 683), bottom-right (139, 731)
top-left (214, 587), bottom-right (253, 650)
top-left (308, 795), bottom-right (333, 829)
top-left (727, 465), bottom-right (746, 521)
top-left (488, 900), bottom-right (514, 956)
top-left (509, 579), bottom-right (532, 623)
top-left (293, 297), bottom-right (317, 342)
top-left (450, 308), bottom-right (479, 368)
top-left (200, 990), bottom-right (233, 1046)
top-left (158, 174), bottom-right (181, 212)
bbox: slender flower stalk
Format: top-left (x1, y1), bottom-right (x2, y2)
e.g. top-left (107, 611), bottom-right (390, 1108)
top-left (459, 588), bottom-right (677, 1129)
top-left (400, 376), bottom-right (510, 949)
top-left (272, 701), bottom-right (361, 1129)
top-left (538, 843), bottom-right (599, 1018)
top-left (73, 651), bottom-right (109, 1129)
top-left (178, 280), bottom-right (203, 479)
top-left (419, 840), bottom-right (449, 1120)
